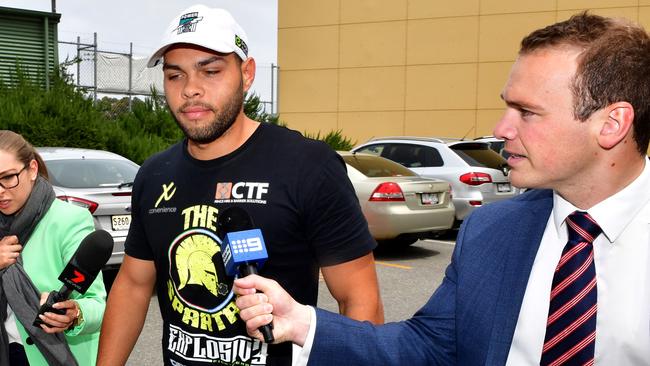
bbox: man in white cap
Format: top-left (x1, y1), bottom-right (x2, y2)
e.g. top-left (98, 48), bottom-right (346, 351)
top-left (96, 5), bottom-right (383, 366)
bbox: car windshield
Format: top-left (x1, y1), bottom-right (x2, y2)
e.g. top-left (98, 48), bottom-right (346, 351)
top-left (46, 159), bottom-right (139, 189)
top-left (450, 143), bottom-right (506, 169)
top-left (343, 154), bottom-right (416, 177)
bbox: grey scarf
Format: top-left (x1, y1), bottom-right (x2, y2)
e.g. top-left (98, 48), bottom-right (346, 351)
top-left (0, 176), bottom-right (78, 365)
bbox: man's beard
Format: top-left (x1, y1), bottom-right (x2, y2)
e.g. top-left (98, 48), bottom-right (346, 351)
top-left (172, 81), bottom-right (244, 144)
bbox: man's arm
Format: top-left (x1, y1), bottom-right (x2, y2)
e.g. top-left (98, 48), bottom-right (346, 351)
top-left (320, 252), bottom-right (384, 324)
top-left (236, 267), bottom-right (457, 365)
top-left (96, 255), bottom-right (156, 365)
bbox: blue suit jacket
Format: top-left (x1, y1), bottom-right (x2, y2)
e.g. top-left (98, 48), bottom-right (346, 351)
top-left (309, 189), bottom-right (554, 365)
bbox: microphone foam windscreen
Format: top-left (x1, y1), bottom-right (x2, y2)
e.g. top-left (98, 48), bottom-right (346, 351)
top-left (74, 229), bottom-right (114, 273)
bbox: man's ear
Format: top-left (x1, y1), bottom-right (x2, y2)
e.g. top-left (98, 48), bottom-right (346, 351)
top-left (241, 57), bottom-right (256, 94)
top-left (598, 102), bottom-right (634, 149)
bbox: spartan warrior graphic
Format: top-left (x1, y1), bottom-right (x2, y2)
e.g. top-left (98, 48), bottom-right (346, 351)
top-left (171, 230), bottom-right (230, 310)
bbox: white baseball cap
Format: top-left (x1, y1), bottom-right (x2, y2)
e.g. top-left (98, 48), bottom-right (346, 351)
top-left (147, 4), bottom-right (249, 67)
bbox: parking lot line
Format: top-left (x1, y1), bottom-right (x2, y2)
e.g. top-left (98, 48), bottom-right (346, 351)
top-left (422, 238), bottom-right (456, 246)
top-left (374, 261), bottom-right (412, 270)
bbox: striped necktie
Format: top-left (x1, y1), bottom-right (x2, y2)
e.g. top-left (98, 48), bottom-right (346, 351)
top-left (540, 211), bottom-right (602, 366)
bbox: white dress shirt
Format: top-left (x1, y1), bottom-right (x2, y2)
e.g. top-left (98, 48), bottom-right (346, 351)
top-left (507, 158), bottom-right (650, 365)
top-left (291, 307), bottom-right (316, 366)
top-left (297, 159), bottom-right (650, 365)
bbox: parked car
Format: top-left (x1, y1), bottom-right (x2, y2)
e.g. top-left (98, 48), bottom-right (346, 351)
top-left (339, 151), bottom-right (455, 246)
top-left (473, 136), bottom-right (510, 159)
top-left (37, 147), bottom-right (139, 270)
top-left (351, 137), bottom-right (519, 223)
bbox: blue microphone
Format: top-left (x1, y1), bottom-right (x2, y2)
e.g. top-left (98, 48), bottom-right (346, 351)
top-left (221, 228), bottom-right (268, 278)
top-left (217, 207), bottom-right (274, 343)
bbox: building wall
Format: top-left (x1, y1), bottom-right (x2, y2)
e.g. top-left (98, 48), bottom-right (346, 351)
top-left (0, 6), bottom-right (60, 89)
top-left (277, 0), bottom-right (650, 145)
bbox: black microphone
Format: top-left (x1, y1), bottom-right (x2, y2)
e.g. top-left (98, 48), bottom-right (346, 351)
top-left (217, 206), bottom-right (274, 343)
top-left (33, 229), bottom-right (114, 327)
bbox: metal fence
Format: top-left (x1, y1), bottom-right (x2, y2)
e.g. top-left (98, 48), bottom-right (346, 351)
top-left (58, 33), bottom-right (279, 115)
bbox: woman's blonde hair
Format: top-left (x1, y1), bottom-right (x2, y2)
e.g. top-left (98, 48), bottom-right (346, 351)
top-left (0, 130), bottom-right (49, 180)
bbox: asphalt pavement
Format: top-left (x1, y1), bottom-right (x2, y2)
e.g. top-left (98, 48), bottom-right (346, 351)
top-left (125, 234), bottom-right (457, 364)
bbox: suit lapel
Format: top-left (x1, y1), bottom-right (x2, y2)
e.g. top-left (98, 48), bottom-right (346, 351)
top-left (484, 191), bottom-right (553, 364)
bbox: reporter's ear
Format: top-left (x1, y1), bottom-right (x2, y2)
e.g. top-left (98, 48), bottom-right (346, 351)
top-left (598, 102), bottom-right (634, 149)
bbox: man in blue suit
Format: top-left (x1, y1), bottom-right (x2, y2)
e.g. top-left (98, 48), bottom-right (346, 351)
top-left (234, 12), bottom-right (650, 365)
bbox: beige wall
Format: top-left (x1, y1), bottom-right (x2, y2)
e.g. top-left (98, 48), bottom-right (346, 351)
top-left (277, 0), bottom-right (650, 145)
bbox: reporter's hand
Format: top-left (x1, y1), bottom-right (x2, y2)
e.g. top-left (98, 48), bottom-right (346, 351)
top-left (234, 275), bottom-right (311, 346)
top-left (37, 292), bottom-right (81, 333)
top-left (0, 235), bottom-right (22, 269)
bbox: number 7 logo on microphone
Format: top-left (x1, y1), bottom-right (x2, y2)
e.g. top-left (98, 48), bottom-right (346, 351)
top-left (71, 270), bottom-right (86, 284)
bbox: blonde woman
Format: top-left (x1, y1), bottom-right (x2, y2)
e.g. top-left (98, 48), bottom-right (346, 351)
top-left (0, 130), bottom-right (106, 365)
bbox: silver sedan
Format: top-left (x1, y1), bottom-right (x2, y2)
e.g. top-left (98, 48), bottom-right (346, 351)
top-left (37, 147), bottom-right (139, 269)
top-left (339, 151), bottom-right (455, 246)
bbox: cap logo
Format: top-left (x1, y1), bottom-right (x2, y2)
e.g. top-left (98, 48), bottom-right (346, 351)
top-left (235, 35), bottom-right (248, 56)
top-left (174, 11), bottom-right (203, 34)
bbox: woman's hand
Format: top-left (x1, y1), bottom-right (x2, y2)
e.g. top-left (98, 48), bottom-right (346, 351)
top-left (0, 235), bottom-right (22, 269)
top-left (37, 292), bottom-right (81, 333)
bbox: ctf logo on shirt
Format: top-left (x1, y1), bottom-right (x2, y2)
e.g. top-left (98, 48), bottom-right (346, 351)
top-left (214, 182), bottom-right (269, 204)
top-left (215, 182), bottom-right (233, 199)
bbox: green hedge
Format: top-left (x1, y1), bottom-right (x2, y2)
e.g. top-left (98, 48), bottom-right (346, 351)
top-left (0, 68), bottom-right (354, 164)
top-left (0, 68), bottom-right (106, 150)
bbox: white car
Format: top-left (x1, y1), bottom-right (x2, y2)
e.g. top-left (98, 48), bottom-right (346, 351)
top-left (37, 147), bottom-right (139, 269)
top-left (352, 137), bottom-right (520, 223)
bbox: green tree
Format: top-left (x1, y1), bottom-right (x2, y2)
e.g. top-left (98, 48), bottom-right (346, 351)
top-left (244, 93), bottom-right (283, 125)
top-left (304, 130), bottom-right (356, 151)
top-left (0, 65), bottom-right (106, 149)
top-left (0, 63), bottom-right (356, 164)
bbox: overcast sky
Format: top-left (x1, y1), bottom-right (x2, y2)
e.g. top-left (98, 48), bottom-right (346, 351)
top-left (0, 0), bottom-right (278, 103)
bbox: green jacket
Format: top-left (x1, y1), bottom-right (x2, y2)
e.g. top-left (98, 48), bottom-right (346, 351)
top-left (14, 199), bottom-right (107, 366)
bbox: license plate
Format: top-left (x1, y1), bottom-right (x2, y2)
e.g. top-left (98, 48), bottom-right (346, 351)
top-left (497, 183), bottom-right (512, 192)
top-left (421, 193), bottom-right (439, 205)
top-left (111, 214), bottom-right (131, 231)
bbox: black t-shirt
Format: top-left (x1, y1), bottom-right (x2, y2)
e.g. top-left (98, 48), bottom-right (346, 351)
top-left (125, 123), bottom-right (376, 366)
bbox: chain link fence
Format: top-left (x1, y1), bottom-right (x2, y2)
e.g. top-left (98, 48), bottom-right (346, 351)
top-left (58, 33), bottom-right (278, 116)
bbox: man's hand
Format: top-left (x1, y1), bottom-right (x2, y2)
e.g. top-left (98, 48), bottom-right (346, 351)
top-left (0, 235), bottom-right (22, 269)
top-left (234, 275), bottom-right (312, 346)
top-left (37, 292), bottom-right (81, 333)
